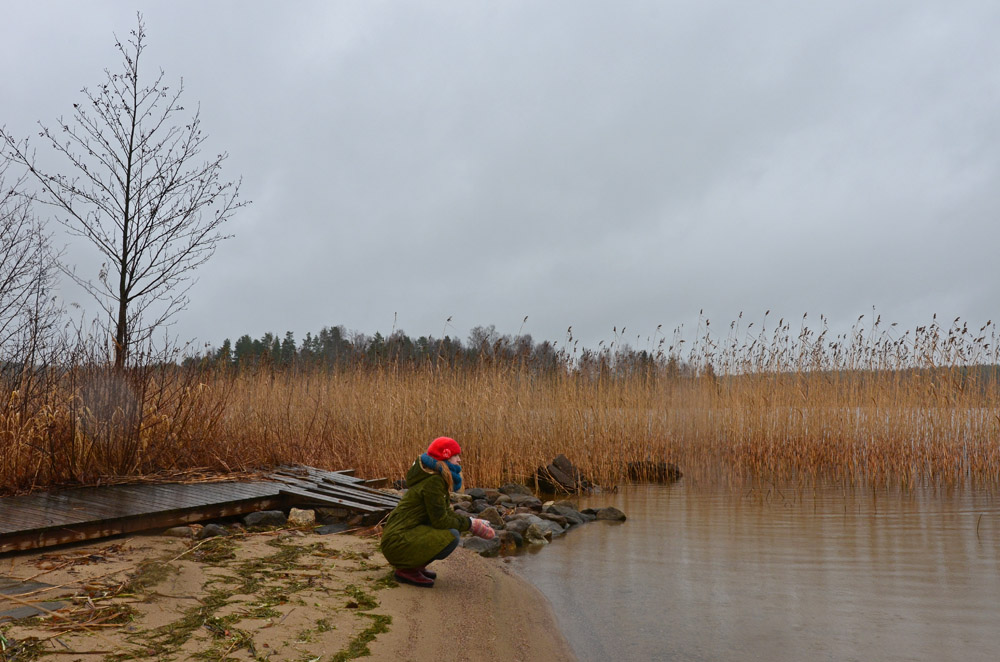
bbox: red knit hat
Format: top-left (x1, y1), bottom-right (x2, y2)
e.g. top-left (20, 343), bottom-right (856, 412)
top-left (427, 436), bottom-right (461, 460)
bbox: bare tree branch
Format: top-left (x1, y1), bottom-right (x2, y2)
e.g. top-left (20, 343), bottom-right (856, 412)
top-left (0, 14), bottom-right (247, 367)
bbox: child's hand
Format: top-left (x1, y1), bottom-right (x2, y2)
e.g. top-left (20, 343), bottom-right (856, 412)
top-left (470, 518), bottom-right (496, 540)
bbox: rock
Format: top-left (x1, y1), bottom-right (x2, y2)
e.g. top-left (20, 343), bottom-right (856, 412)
top-left (544, 463), bottom-right (576, 490)
top-left (288, 508), bottom-right (316, 526)
top-left (465, 487), bottom-right (488, 500)
top-left (499, 483), bottom-right (534, 497)
top-left (495, 494), bottom-right (513, 505)
top-left (469, 499), bottom-right (490, 514)
top-left (316, 507), bottom-right (352, 522)
top-left (461, 536), bottom-right (502, 557)
top-left (502, 516), bottom-right (541, 536)
top-left (533, 519), bottom-right (566, 537)
top-left (497, 532), bottom-right (519, 555)
top-left (244, 510), bottom-right (288, 528)
top-left (551, 454), bottom-right (578, 477)
top-left (450, 493), bottom-right (473, 504)
top-left (477, 506), bottom-right (505, 528)
top-left (197, 523), bottom-right (228, 539)
top-left (545, 504), bottom-right (586, 525)
top-left (504, 514), bottom-right (563, 537)
top-left (537, 512), bottom-right (570, 527)
top-left (594, 506), bottom-right (627, 522)
top-left (534, 454), bottom-right (597, 494)
top-left (508, 494), bottom-right (543, 509)
top-left (163, 526), bottom-right (195, 538)
top-left (483, 488), bottom-right (502, 503)
top-left (315, 523), bottom-right (349, 535)
top-left (500, 529), bottom-right (524, 548)
top-left (524, 523), bottom-right (550, 545)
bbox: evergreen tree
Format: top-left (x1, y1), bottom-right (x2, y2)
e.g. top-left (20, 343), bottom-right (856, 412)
top-left (280, 331), bottom-right (296, 366)
top-left (215, 338), bottom-right (232, 366)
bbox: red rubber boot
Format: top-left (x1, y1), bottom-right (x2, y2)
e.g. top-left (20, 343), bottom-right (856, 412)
top-left (394, 568), bottom-right (434, 588)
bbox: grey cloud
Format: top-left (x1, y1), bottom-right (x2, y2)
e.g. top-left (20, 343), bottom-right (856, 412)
top-left (2, 1), bottom-right (999, 351)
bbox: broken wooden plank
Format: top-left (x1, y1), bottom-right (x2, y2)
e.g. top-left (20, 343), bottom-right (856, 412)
top-left (267, 474), bottom-right (399, 508)
top-left (285, 466), bottom-right (399, 499)
top-left (275, 487), bottom-right (383, 513)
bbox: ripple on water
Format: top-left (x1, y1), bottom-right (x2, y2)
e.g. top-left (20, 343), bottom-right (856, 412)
top-left (512, 483), bottom-right (1000, 662)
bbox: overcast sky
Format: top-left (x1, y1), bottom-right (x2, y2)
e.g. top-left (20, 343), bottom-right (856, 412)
top-left (2, 1), bottom-right (999, 353)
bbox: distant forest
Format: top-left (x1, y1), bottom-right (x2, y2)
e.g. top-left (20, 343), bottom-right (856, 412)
top-left (197, 321), bottom-right (1000, 383)
top-left (198, 324), bottom-right (683, 376)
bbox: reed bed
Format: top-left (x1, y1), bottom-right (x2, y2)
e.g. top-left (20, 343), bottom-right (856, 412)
top-left (2, 315), bottom-right (998, 495)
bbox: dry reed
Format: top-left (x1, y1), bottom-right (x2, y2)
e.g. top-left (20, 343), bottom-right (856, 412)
top-left (1, 314), bottom-right (998, 494)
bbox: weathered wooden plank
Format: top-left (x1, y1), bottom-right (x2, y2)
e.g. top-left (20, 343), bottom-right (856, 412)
top-left (267, 474), bottom-right (399, 508)
top-left (117, 483), bottom-right (274, 508)
top-left (276, 487), bottom-right (383, 513)
top-left (287, 466), bottom-right (398, 499)
top-left (278, 465), bottom-right (360, 481)
top-left (5, 485), bottom-right (230, 525)
top-left (1, 483), bottom-right (284, 536)
top-left (268, 474), bottom-right (399, 508)
top-left (0, 509), bottom-right (73, 532)
top-left (11, 490), bottom-right (158, 521)
top-left (0, 502), bottom-right (98, 532)
top-left (269, 469), bottom-right (396, 496)
top-left (278, 465), bottom-right (366, 486)
top-left (0, 495), bottom-right (288, 554)
top-left (1, 467), bottom-right (390, 554)
top-left (271, 479), bottom-right (395, 508)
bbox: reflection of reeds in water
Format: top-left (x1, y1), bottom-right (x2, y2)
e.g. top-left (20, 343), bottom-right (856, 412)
top-left (1, 314), bottom-right (998, 494)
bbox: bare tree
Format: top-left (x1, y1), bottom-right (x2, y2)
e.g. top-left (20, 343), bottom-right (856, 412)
top-left (0, 155), bottom-right (63, 421)
top-left (1, 14), bottom-right (246, 368)
top-left (0, 156), bottom-right (61, 360)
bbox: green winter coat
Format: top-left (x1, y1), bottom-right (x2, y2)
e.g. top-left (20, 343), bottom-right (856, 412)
top-left (380, 459), bottom-right (471, 569)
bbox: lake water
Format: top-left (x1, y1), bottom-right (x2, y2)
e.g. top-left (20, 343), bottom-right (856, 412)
top-left (511, 482), bottom-right (1000, 661)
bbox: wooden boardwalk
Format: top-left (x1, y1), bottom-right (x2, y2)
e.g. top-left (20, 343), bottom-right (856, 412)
top-left (0, 466), bottom-right (399, 554)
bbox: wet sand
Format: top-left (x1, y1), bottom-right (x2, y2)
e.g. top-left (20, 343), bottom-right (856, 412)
top-left (371, 551), bottom-right (576, 661)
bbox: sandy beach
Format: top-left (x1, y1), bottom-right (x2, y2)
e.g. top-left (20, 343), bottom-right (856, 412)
top-left (0, 528), bottom-right (575, 661)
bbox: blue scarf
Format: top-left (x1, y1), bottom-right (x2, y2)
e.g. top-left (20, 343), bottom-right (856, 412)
top-left (420, 453), bottom-right (462, 492)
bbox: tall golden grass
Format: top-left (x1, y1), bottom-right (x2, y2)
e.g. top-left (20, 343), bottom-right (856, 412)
top-left (2, 315), bottom-right (998, 495)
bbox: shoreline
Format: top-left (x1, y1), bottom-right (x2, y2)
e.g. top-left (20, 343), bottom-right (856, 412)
top-left (369, 550), bottom-right (576, 661)
top-left (0, 529), bottom-right (576, 661)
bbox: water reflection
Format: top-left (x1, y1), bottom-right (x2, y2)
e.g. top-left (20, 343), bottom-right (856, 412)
top-left (512, 484), bottom-right (1000, 661)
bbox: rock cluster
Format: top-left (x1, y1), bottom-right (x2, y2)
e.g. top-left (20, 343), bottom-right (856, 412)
top-left (451, 483), bottom-right (626, 557)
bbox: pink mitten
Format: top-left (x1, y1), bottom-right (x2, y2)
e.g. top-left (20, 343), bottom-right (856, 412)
top-left (470, 518), bottom-right (496, 540)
